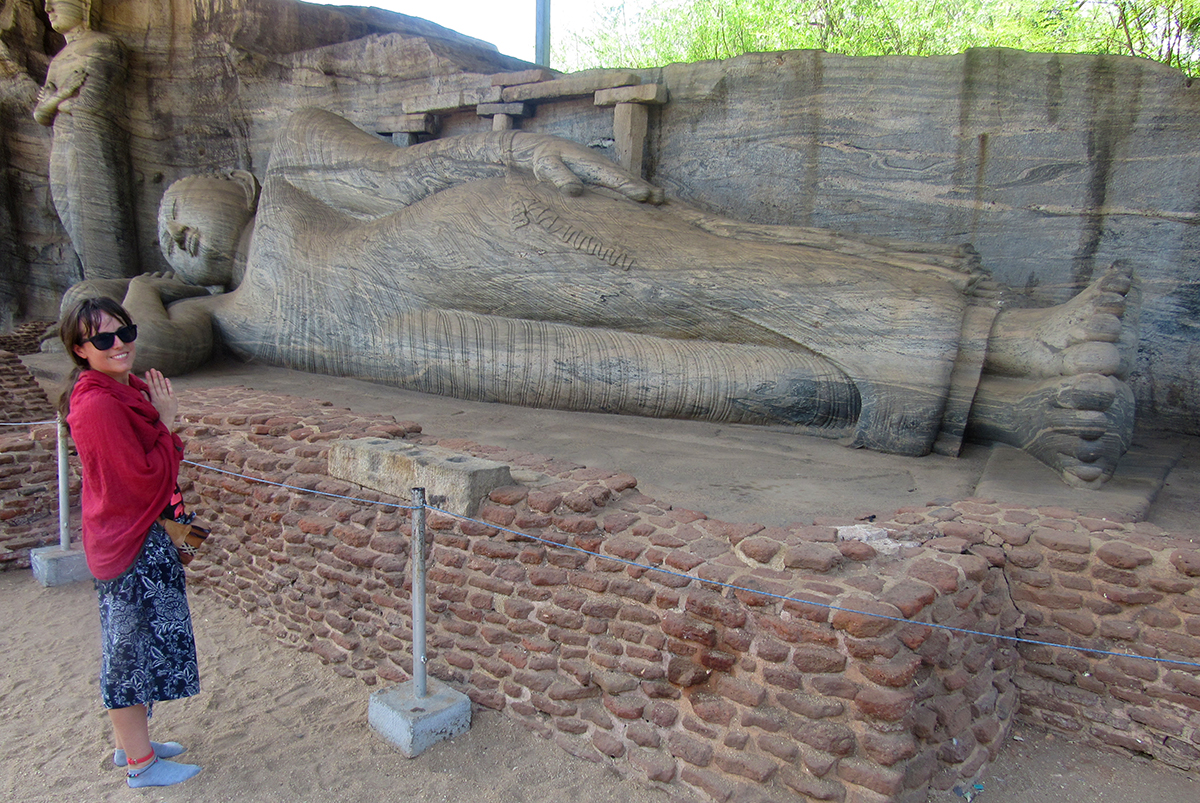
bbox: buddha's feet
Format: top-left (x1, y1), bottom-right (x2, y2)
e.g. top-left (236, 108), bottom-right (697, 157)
top-left (967, 372), bottom-right (1135, 489)
top-left (985, 265), bottom-right (1134, 380)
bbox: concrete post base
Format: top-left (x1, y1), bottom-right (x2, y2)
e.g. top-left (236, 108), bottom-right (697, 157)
top-left (31, 546), bottom-right (91, 587)
top-left (368, 678), bottom-right (472, 758)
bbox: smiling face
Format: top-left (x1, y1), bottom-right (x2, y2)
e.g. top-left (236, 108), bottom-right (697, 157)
top-left (158, 172), bottom-right (257, 287)
top-left (72, 310), bottom-right (135, 384)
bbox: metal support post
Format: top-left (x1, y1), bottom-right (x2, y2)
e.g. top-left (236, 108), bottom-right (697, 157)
top-left (57, 414), bottom-right (70, 550)
top-left (411, 486), bottom-right (428, 698)
top-left (535, 0), bottom-right (551, 67)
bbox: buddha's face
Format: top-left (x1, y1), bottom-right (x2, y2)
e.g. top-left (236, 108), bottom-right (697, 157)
top-left (158, 173), bottom-right (257, 287)
top-left (46, 0), bottom-right (87, 34)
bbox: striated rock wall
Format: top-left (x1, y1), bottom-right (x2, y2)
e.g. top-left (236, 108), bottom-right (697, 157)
top-left (1, 0), bottom-right (532, 319)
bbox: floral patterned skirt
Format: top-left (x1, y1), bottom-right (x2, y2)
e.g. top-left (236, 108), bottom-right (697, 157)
top-left (95, 522), bottom-right (200, 712)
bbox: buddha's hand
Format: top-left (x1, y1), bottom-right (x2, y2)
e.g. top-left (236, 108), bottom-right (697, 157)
top-left (507, 132), bottom-right (664, 204)
top-left (60, 68), bottom-right (88, 96)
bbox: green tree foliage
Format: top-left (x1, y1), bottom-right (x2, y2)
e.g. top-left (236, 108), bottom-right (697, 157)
top-left (554, 0), bottom-right (1200, 77)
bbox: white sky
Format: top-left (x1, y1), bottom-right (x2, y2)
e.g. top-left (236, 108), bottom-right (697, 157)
top-left (305, 1), bottom-right (618, 63)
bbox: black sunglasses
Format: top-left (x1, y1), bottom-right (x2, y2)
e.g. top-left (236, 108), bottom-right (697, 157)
top-left (84, 324), bottom-right (138, 351)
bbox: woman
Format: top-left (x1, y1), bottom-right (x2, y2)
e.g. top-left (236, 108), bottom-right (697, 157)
top-left (58, 297), bottom-right (201, 788)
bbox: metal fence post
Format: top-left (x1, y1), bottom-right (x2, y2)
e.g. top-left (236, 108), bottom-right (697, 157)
top-left (57, 413), bottom-right (70, 550)
top-left (411, 486), bottom-right (427, 699)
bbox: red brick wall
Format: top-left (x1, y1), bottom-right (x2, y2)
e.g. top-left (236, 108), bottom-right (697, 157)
top-left (0, 350), bottom-right (66, 567)
top-left (176, 388), bottom-right (1020, 803)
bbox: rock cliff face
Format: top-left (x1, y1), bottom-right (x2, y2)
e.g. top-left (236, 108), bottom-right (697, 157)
top-left (2, 0), bottom-right (1198, 436)
top-left (0, 0), bottom-right (532, 317)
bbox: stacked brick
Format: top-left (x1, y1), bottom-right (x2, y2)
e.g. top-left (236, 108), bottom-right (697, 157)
top-left (0, 321), bottom-right (56, 356)
top-left (178, 387), bottom-right (1025, 803)
top-left (875, 504), bottom-right (1200, 770)
top-left (875, 503), bottom-right (1200, 770)
top-left (0, 351), bottom-right (65, 567)
top-left (0, 350), bottom-right (57, 425)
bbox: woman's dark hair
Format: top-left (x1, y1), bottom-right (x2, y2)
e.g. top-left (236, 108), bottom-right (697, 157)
top-left (56, 296), bottom-right (135, 420)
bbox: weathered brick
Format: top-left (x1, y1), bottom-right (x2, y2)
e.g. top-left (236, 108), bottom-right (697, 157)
top-left (666, 657), bottom-right (711, 687)
top-left (610, 577), bottom-right (655, 603)
top-left (757, 732), bottom-right (799, 761)
top-left (1166, 670), bottom-right (1200, 698)
top-left (691, 694), bottom-right (737, 725)
top-left (861, 730), bottom-right (918, 766)
top-left (591, 730), bottom-right (625, 757)
top-left (845, 636), bottom-right (901, 660)
top-left (1099, 584), bottom-right (1165, 605)
top-left (1092, 726), bottom-right (1154, 754)
top-left (855, 687), bottom-right (915, 722)
top-left (1051, 610), bottom-right (1096, 636)
top-left (1007, 547), bottom-right (1043, 568)
top-left (1140, 607), bottom-right (1182, 629)
top-left (906, 559), bottom-right (960, 594)
top-left (859, 655), bottom-right (923, 687)
top-left (831, 598), bottom-right (902, 637)
top-left (740, 536), bottom-right (781, 564)
top-left (628, 747), bottom-right (677, 782)
top-left (603, 692), bottom-right (648, 719)
top-left (714, 750), bottom-right (777, 782)
top-left (1033, 529), bottom-right (1092, 554)
top-left (1144, 628), bottom-right (1200, 658)
top-left (993, 524), bottom-right (1032, 545)
top-left (1096, 541), bottom-right (1154, 569)
top-left (837, 757), bottom-right (903, 795)
top-left (792, 646), bottom-right (848, 673)
top-left (776, 691), bottom-right (844, 720)
top-left (881, 580), bottom-right (938, 618)
top-left (680, 766), bottom-right (735, 802)
top-left (779, 767), bottom-right (846, 801)
top-left (1170, 549), bottom-right (1200, 577)
top-left (794, 720), bottom-right (856, 756)
top-left (1011, 585), bottom-right (1083, 609)
top-left (783, 542), bottom-right (843, 572)
top-left (526, 490), bottom-right (562, 512)
top-left (809, 675), bottom-right (860, 700)
top-left (662, 612), bottom-right (718, 646)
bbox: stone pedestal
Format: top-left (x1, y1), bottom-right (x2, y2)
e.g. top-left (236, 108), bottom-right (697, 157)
top-left (31, 546), bottom-right (91, 587)
top-left (368, 678), bottom-right (472, 758)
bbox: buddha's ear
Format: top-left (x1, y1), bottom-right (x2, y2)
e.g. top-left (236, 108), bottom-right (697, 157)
top-left (227, 169), bottom-right (261, 212)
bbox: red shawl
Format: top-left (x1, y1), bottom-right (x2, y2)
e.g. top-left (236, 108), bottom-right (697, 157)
top-left (67, 371), bottom-right (183, 580)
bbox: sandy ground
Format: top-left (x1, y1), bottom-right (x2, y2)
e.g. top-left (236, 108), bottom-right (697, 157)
top-left (7, 353), bottom-right (1200, 802)
top-left (0, 571), bottom-right (670, 803)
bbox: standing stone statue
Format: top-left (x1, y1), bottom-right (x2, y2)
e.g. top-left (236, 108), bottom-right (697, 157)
top-left (65, 108), bottom-right (1138, 489)
top-left (33, 0), bottom-right (136, 279)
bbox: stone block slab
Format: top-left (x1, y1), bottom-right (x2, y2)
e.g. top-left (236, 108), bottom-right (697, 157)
top-left (501, 70), bottom-right (640, 102)
top-left (329, 438), bottom-right (512, 517)
top-left (491, 68), bottom-right (554, 86)
top-left (595, 84), bottom-right (669, 106)
top-left (477, 102), bottom-right (532, 118)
